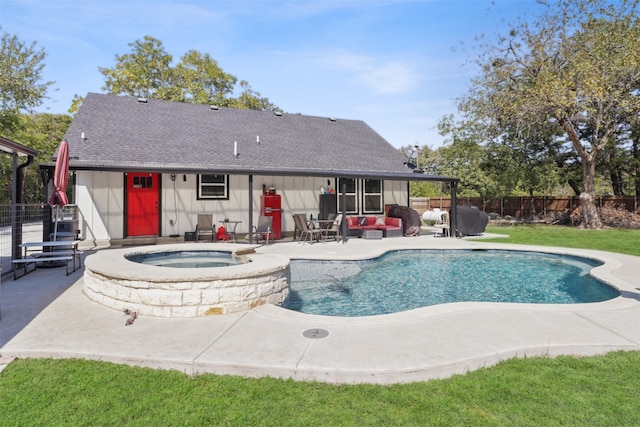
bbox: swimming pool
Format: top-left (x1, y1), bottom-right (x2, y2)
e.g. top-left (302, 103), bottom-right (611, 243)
top-left (286, 249), bottom-right (619, 317)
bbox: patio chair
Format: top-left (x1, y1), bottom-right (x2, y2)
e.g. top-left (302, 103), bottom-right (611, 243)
top-left (292, 213), bottom-right (306, 240)
top-left (323, 214), bottom-right (342, 241)
top-left (435, 211), bottom-right (450, 237)
top-left (250, 215), bottom-right (273, 245)
top-left (195, 214), bottom-right (215, 242)
top-left (298, 216), bottom-right (324, 244)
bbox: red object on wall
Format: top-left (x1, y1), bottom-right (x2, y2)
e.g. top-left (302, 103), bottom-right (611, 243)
top-left (261, 194), bottom-right (282, 239)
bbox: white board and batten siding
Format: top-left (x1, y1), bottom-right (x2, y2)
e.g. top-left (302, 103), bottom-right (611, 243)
top-left (75, 171), bottom-right (409, 243)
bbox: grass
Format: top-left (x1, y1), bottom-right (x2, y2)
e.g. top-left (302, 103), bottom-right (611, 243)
top-left (3, 353), bottom-right (640, 426)
top-left (1, 224), bottom-right (640, 426)
top-left (483, 224), bottom-right (640, 256)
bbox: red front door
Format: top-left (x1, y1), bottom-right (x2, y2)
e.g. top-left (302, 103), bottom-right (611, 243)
top-left (126, 172), bottom-right (159, 236)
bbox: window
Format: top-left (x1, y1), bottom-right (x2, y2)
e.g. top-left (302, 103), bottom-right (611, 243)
top-left (337, 178), bottom-right (383, 214)
top-left (197, 174), bottom-right (229, 200)
top-left (362, 179), bottom-right (383, 213)
top-left (337, 178), bottom-right (358, 214)
top-left (132, 176), bottom-right (153, 189)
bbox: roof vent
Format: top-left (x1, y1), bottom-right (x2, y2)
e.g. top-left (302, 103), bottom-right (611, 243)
top-left (328, 117), bottom-right (337, 122)
top-left (137, 97), bottom-right (148, 103)
top-left (210, 105), bottom-right (219, 110)
top-left (274, 111), bottom-right (282, 117)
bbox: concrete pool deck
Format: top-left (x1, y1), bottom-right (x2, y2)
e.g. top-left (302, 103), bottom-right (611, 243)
top-left (2, 234), bottom-right (640, 384)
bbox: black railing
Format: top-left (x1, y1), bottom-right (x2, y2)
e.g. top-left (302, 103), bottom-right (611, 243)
top-left (0, 204), bottom-right (48, 277)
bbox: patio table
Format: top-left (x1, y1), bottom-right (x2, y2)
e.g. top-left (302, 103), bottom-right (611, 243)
top-left (306, 220), bottom-right (334, 241)
top-left (13, 240), bottom-right (82, 279)
top-left (219, 220), bottom-right (242, 243)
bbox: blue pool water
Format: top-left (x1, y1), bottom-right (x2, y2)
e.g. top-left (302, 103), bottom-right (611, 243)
top-left (286, 250), bottom-right (619, 317)
top-left (126, 250), bottom-right (243, 268)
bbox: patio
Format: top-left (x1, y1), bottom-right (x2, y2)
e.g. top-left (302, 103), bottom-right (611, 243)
top-left (2, 234), bottom-right (640, 384)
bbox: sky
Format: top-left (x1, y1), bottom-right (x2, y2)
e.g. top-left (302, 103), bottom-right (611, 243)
top-left (0, 0), bottom-right (542, 149)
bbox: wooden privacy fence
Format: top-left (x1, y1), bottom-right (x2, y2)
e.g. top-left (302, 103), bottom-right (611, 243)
top-left (410, 196), bottom-right (640, 218)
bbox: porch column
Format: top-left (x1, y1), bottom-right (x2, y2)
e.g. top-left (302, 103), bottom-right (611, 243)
top-left (450, 180), bottom-right (457, 238)
top-left (248, 174), bottom-right (254, 244)
top-left (11, 153), bottom-right (19, 260)
top-left (340, 178), bottom-right (347, 243)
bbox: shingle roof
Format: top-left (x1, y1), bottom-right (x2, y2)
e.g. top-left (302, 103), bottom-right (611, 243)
top-left (0, 135), bottom-right (38, 157)
top-left (63, 93), bottom-right (456, 182)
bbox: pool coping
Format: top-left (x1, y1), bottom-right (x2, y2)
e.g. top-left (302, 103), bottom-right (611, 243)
top-left (2, 235), bottom-right (640, 384)
top-left (85, 243), bottom-right (289, 281)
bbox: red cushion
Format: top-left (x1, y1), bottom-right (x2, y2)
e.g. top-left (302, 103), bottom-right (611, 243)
top-left (347, 217), bottom-right (359, 227)
top-left (347, 216), bottom-right (401, 230)
top-left (385, 217), bottom-right (401, 227)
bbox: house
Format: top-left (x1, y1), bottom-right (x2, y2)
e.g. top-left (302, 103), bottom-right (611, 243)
top-left (58, 93), bottom-right (458, 245)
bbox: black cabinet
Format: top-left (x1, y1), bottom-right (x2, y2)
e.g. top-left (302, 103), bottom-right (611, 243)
top-left (319, 194), bottom-right (337, 220)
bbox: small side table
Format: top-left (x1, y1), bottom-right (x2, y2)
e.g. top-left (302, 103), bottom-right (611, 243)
top-left (360, 229), bottom-right (383, 239)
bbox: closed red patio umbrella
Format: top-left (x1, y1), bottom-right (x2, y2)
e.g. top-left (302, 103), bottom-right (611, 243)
top-left (49, 139), bottom-right (69, 240)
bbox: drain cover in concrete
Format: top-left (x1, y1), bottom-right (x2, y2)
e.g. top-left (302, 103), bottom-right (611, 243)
top-left (303, 328), bottom-right (329, 339)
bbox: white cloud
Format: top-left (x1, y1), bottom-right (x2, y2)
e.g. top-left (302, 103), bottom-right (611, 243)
top-left (361, 61), bottom-right (419, 94)
top-left (318, 50), bottom-right (421, 94)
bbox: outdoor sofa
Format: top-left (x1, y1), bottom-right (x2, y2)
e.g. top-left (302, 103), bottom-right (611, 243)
top-left (345, 215), bottom-right (403, 237)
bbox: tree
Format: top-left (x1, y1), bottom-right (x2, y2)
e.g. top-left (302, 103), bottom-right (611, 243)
top-left (98, 36), bottom-right (278, 111)
top-left (0, 113), bottom-right (72, 203)
top-left (434, 115), bottom-right (499, 198)
top-left (98, 36), bottom-right (174, 100)
top-left (0, 30), bottom-right (53, 134)
top-left (490, 129), bottom-right (565, 217)
top-left (460, 0), bottom-right (640, 228)
top-left (599, 142), bottom-right (632, 195)
top-left (632, 117), bottom-right (640, 196)
top-left (172, 49), bottom-right (236, 105)
top-left (402, 144), bottom-right (445, 197)
top-left (231, 81), bottom-right (277, 111)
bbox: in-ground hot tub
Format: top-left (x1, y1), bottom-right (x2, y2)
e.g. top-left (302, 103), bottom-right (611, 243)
top-left (83, 244), bottom-right (290, 317)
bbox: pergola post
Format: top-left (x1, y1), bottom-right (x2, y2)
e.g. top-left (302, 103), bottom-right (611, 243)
top-left (450, 180), bottom-right (458, 238)
top-left (248, 174), bottom-right (254, 244)
top-left (11, 153), bottom-right (19, 260)
top-left (340, 178), bottom-right (348, 243)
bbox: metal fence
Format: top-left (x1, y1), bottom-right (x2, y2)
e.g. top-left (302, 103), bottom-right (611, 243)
top-left (410, 195), bottom-right (640, 218)
top-left (0, 204), bottom-right (48, 277)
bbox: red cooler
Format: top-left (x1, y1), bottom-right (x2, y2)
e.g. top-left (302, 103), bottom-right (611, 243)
top-left (260, 194), bottom-right (282, 239)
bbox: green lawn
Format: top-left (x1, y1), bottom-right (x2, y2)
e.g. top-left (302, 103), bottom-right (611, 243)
top-left (1, 224), bottom-right (639, 426)
top-left (483, 224), bottom-right (640, 257)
